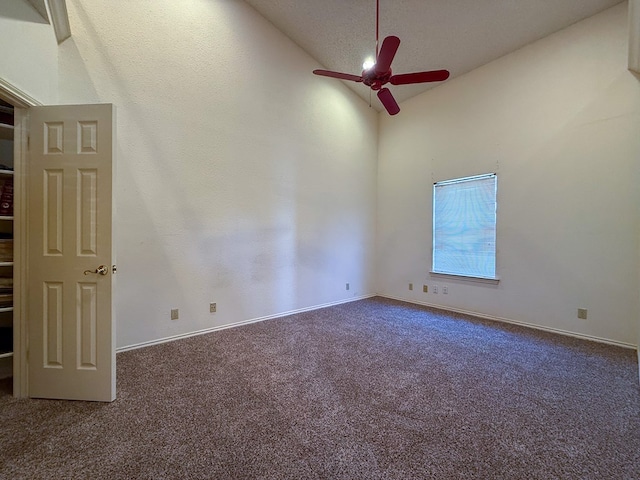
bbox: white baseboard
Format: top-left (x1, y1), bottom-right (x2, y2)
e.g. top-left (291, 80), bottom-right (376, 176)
top-left (379, 295), bottom-right (638, 350)
top-left (118, 293), bottom-right (636, 354)
top-left (117, 294), bottom-right (376, 353)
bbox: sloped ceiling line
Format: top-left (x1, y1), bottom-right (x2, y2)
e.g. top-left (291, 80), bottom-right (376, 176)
top-left (26, 0), bottom-right (48, 21)
top-left (27, 0), bottom-right (71, 44)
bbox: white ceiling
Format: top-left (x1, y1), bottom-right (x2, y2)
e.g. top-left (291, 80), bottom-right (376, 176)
top-left (26, 0), bottom-right (48, 21)
top-left (244, 0), bottom-right (625, 110)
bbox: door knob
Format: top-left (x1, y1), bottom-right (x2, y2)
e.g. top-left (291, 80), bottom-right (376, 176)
top-left (84, 265), bottom-right (108, 276)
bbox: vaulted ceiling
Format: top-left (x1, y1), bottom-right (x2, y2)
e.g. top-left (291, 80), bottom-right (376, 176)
top-left (26, 0), bottom-right (70, 43)
top-left (20, 0), bottom-right (640, 111)
top-left (245, 0), bottom-right (628, 109)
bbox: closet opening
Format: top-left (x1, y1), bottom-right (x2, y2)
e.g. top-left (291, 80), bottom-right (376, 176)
top-left (0, 98), bottom-right (15, 397)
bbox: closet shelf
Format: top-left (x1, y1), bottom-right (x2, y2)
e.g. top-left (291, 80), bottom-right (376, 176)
top-left (0, 123), bottom-right (13, 141)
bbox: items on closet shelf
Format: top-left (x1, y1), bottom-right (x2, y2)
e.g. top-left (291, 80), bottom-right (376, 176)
top-left (0, 175), bottom-right (13, 217)
top-left (0, 276), bottom-right (11, 308)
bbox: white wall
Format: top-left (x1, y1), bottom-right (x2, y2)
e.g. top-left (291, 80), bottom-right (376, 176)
top-left (377, 3), bottom-right (640, 345)
top-left (0, 0), bottom-right (58, 104)
top-left (58, 0), bottom-right (378, 348)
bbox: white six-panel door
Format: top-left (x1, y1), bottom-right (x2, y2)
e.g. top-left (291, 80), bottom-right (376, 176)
top-left (27, 104), bottom-right (115, 402)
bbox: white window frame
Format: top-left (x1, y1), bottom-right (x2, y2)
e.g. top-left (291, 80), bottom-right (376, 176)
top-left (431, 173), bottom-right (498, 281)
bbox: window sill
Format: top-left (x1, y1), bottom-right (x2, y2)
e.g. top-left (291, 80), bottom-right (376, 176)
top-left (429, 271), bottom-right (500, 284)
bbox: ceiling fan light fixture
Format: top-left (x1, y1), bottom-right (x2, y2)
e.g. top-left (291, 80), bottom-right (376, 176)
top-left (362, 58), bottom-right (375, 71)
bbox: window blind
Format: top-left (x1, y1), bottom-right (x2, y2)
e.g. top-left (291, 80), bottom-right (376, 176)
top-left (432, 173), bottom-right (497, 279)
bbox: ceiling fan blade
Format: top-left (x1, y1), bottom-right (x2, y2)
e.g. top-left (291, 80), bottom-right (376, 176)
top-left (375, 36), bottom-right (400, 75)
top-left (390, 69), bottom-right (450, 85)
top-left (377, 88), bottom-right (400, 115)
top-left (313, 69), bottom-right (363, 82)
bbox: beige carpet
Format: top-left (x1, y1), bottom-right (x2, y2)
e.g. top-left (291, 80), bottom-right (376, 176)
top-left (1, 297), bottom-right (639, 479)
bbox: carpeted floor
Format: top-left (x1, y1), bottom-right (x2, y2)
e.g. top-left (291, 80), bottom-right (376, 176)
top-left (1, 297), bottom-right (639, 479)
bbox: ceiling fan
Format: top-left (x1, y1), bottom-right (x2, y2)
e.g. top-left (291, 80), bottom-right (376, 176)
top-left (313, 0), bottom-right (450, 115)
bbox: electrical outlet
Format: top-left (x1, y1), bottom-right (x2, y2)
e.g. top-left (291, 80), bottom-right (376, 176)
top-left (443, 286), bottom-right (448, 294)
top-left (346, 283), bottom-right (350, 291)
top-left (409, 283), bottom-right (413, 291)
top-left (171, 309), bottom-right (179, 320)
top-left (577, 308), bottom-right (587, 320)
top-left (210, 303), bottom-right (217, 313)
top-left (423, 285), bottom-right (428, 293)
top-left (433, 285), bottom-right (438, 294)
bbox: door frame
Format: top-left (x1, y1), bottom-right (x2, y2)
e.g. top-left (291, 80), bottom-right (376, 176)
top-left (0, 77), bottom-right (42, 398)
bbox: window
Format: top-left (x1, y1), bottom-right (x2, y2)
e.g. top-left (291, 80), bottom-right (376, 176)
top-left (432, 173), bottom-right (497, 279)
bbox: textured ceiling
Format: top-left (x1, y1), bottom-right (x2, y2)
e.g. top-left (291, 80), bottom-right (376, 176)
top-left (244, 0), bottom-right (624, 110)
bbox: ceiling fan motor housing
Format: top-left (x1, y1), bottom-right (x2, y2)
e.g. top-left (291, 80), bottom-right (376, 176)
top-left (362, 68), bottom-right (392, 90)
